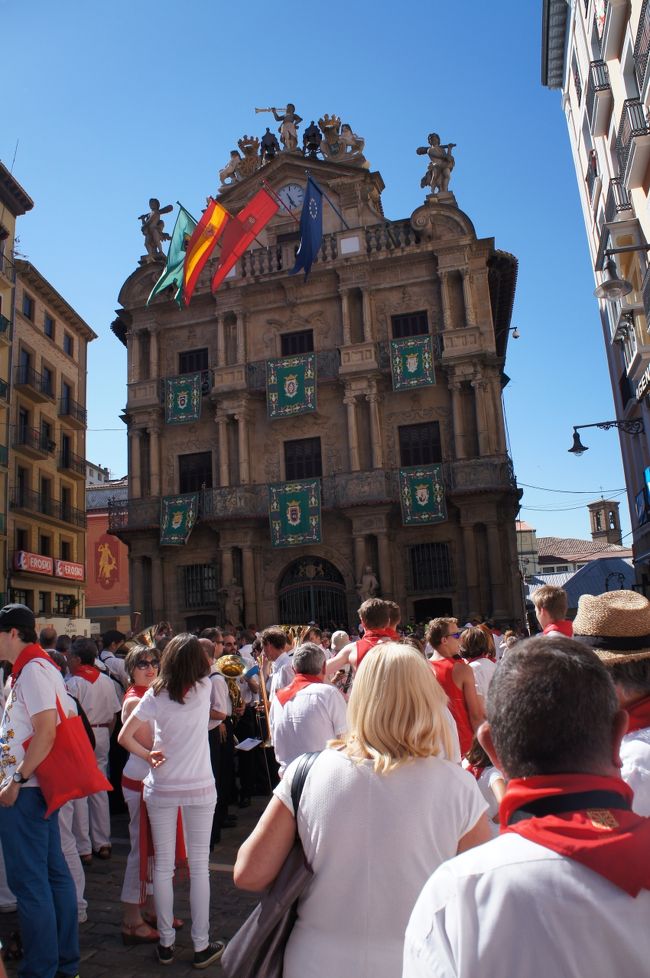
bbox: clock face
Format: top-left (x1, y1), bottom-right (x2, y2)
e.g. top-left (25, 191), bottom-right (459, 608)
top-left (277, 183), bottom-right (305, 212)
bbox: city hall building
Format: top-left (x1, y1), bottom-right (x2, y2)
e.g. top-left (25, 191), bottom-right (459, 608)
top-left (109, 118), bottom-right (521, 630)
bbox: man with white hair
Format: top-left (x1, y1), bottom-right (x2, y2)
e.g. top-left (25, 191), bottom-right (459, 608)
top-left (269, 642), bottom-right (347, 776)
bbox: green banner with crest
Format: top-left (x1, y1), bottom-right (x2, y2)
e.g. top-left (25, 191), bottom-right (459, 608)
top-left (390, 336), bottom-right (435, 391)
top-left (165, 373), bottom-right (202, 424)
top-left (269, 479), bottom-right (321, 547)
top-left (266, 354), bottom-right (316, 419)
top-left (160, 493), bottom-right (199, 545)
top-left (399, 465), bottom-right (446, 526)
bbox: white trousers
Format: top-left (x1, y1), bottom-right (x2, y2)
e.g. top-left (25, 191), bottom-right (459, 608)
top-left (72, 727), bottom-right (112, 853)
top-left (147, 800), bottom-right (215, 951)
top-left (121, 786), bottom-right (153, 904)
top-left (58, 799), bottom-right (88, 914)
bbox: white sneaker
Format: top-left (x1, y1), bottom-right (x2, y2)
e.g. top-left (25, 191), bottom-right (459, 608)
top-left (78, 909), bottom-right (88, 924)
top-left (0, 904), bottom-right (17, 914)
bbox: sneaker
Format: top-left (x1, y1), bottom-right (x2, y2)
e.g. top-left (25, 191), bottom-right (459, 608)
top-left (78, 909), bottom-right (88, 924)
top-left (193, 941), bottom-right (226, 970)
top-left (0, 903), bottom-right (17, 914)
top-left (157, 944), bottom-right (175, 966)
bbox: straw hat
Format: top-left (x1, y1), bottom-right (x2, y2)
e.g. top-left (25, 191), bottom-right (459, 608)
top-left (572, 590), bottom-right (650, 664)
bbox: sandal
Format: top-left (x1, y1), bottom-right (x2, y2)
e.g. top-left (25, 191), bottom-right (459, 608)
top-left (95, 846), bottom-right (111, 860)
top-left (122, 921), bottom-right (160, 945)
top-left (142, 911), bottom-right (184, 930)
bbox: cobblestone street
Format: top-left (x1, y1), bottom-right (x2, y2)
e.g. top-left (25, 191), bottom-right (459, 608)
top-left (1, 798), bottom-right (266, 977)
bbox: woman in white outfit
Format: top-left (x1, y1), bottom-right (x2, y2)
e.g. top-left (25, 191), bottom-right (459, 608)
top-left (235, 643), bottom-right (491, 978)
top-left (119, 633), bottom-right (225, 969)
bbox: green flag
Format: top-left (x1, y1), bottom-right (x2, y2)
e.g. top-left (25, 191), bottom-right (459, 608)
top-left (269, 479), bottom-right (322, 547)
top-left (147, 204), bottom-right (197, 306)
top-left (267, 353), bottom-right (317, 419)
top-left (160, 493), bottom-right (199, 545)
top-left (399, 465), bottom-right (447, 525)
top-left (390, 336), bottom-right (435, 391)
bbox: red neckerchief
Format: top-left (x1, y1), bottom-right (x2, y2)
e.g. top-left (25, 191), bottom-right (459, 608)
top-left (466, 763), bottom-right (485, 780)
top-left (543, 620), bottom-right (573, 637)
top-left (72, 664), bottom-right (101, 684)
top-left (501, 773), bottom-right (650, 896)
top-left (11, 644), bottom-right (55, 686)
top-left (124, 684), bottom-right (149, 701)
top-left (626, 695), bottom-right (650, 734)
top-left (276, 673), bottom-right (323, 706)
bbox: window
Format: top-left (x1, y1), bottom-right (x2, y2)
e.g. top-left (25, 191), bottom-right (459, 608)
top-left (556, 565), bottom-right (569, 573)
top-left (179, 452), bottom-right (212, 493)
top-left (61, 485), bottom-right (72, 521)
top-left (281, 330), bottom-right (314, 355)
top-left (409, 543), bottom-right (453, 591)
top-left (41, 419), bottom-right (54, 452)
top-left (38, 591), bottom-right (50, 615)
top-left (179, 348), bottom-right (208, 374)
top-left (39, 534), bottom-right (51, 556)
top-left (183, 564), bottom-right (218, 609)
top-left (60, 539), bottom-right (71, 561)
top-left (61, 433), bottom-right (71, 467)
top-left (63, 333), bottom-right (74, 357)
top-left (54, 593), bottom-right (76, 616)
top-left (15, 527), bottom-right (28, 552)
top-left (44, 314), bottom-right (55, 339)
top-left (61, 380), bottom-right (72, 411)
top-left (399, 422), bottom-right (442, 466)
top-left (42, 366), bottom-right (54, 397)
top-left (18, 407), bottom-right (30, 442)
top-left (11, 589), bottom-right (29, 607)
top-left (284, 437), bottom-right (322, 480)
top-left (391, 311), bottom-right (429, 338)
top-left (22, 293), bottom-right (34, 321)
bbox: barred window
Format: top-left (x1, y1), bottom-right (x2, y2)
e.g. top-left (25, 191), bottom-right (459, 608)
top-left (183, 563), bottom-right (218, 609)
top-left (399, 422), bottom-right (441, 466)
top-left (179, 348), bottom-right (208, 373)
top-left (179, 452), bottom-right (212, 493)
top-left (409, 543), bottom-right (453, 591)
top-left (284, 437), bottom-right (322, 480)
top-left (281, 330), bottom-right (313, 355)
top-left (391, 310), bottom-right (428, 338)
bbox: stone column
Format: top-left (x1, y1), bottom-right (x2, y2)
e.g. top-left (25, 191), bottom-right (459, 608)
top-left (439, 271), bottom-right (452, 330)
top-left (149, 328), bottom-right (159, 378)
top-left (362, 289), bottom-right (373, 342)
top-left (236, 411), bottom-right (250, 485)
top-left (242, 547), bottom-right (257, 627)
top-left (343, 392), bottom-right (360, 472)
top-left (151, 555), bottom-right (164, 621)
top-left (377, 531), bottom-right (393, 597)
top-left (127, 331), bottom-right (139, 384)
top-left (150, 423), bottom-right (161, 496)
top-left (489, 376), bottom-right (506, 454)
top-left (130, 556), bottom-right (144, 618)
top-left (215, 314), bottom-right (224, 367)
top-left (236, 313), bottom-right (245, 363)
top-left (340, 290), bottom-right (351, 345)
top-left (471, 377), bottom-right (490, 456)
top-left (221, 548), bottom-right (234, 588)
top-left (215, 415), bottom-right (229, 487)
top-left (130, 430), bottom-right (141, 498)
top-left (366, 382), bottom-right (383, 468)
top-left (353, 534), bottom-right (366, 586)
top-left (486, 522), bottom-right (507, 617)
top-left (462, 269), bottom-right (475, 327)
top-left (449, 381), bottom-right (466, 460)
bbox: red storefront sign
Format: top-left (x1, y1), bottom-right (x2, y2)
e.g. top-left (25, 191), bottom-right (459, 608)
top-left (14, 551), bottom-right (54, 575)
top-left (54, 559), bottom-right (85, 581)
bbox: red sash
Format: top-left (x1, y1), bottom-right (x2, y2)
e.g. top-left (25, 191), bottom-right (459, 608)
top-left (501, 774), bottom-right (650, 896)
top-left (72, 664), bottom-right (101, 684)
top-left (11, 644), bottom-right (55, 686)
top-left (626, 694), bottom-right (650, 735)
top-left (543, 620), bottom-right (573, 637)
top-left (275, 674), bottom-right (323, 707)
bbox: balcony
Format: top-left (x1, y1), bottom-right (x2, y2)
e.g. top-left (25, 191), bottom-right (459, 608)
top-left (58, 396), bottom-right (87, 429)
top-left (0, 253), bottom-right (14, 287)
top-left (10, 487), bottom-right (86, 528)
top-left (246, 351), bottom-right (340, 392)
top-left (586, 160), bottom-right (601, 204)
top-left (597, 0), bottom-right (629, 61)
top-left (108, 496), bottom-right (160, 533)
top-left (14, 364), bottom-right (55, 403)
top-left (634, 0), bottom-right (650, 101)
top-left (200, 485), bottom-right (268, 521)
top-left (616, 98), bottom-right (650, 188)
top-left (58, 449), bottom-right (86, 478)
top-left (13, 426), bottom-right (56, 459)
top-left (586, 60), bottom-right (613, 136)
top-left (0, 444), bottom-right (7, 467)
top-left (0, 315), bottom-right (10, 345)
top-left (0, 379), bottom-right (8, 403)
top-left (445, 456), bottom-right (518, 495)
top-left (125, 369), bottom-right (215, 412)
top-left (604, 177), bottom-right (633, 224)
top-left (322, 470), bottom-right (397, 509)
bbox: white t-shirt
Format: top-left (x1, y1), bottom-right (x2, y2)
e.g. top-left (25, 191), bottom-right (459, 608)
top-left (461, 762), bottom-right (504, 836)
top-left (208, 671), bottom-right (231, 731)
top-left (269, 652), bottom-right (294, 700)
top-left (66, 671), bottom-right (122, 725)
top-left (467, 657), bottom-right (496, 701)
top-left (96, 650), bottom-right (128, 691)
top-left (403, 833), bottom-right (650, 978)
top-left (122, 693), bottom-right (152, 782)
top-left (133, 678), bottom-right (216, 807)
top-left (620, 726), bottom-right (650, 816)
top-left (275, 748), bottom-right (487, 978)
top-left (269, 682), bottom-right (348, 775)
top-left (1, 658), bottom-right (70, 788)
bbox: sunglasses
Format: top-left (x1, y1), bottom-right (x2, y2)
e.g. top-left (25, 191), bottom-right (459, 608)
top-left (135, 659), bottom-right (160, 670)
top-left (446, 632), bottom-right (462, 640)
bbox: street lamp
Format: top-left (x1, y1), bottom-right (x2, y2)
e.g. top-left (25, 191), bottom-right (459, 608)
top-left (568, 419), bottom-right (645, 456)
top-left (594, 242), bottom-right (650, 301)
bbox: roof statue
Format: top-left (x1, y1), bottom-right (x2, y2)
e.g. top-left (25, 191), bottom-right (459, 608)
top-left (417, 132), bottom-right (456, 194)
top-left (303, 120), bottom-right (322, 160)
top-left (260, 127), bottom-right (281, 163)
top-left (319, 114), bottom-right (368, 167)
top-left (138, 198), bottom-right (173, 262)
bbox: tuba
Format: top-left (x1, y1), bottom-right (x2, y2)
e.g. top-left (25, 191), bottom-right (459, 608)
top-left (216, 653), bottom-right (246, 711)
top-left (125, 621), bottom-right (173, 652)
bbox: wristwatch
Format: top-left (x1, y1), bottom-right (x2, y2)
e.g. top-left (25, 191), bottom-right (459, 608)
top-left (12, 771), bottom-right (28, 785)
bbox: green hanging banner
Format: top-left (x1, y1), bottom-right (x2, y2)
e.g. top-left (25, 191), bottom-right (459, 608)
top-left (266, 353), bottom-right (317, 419)
top-left (269, 479), bottom-right (321, 547)
top-left (399, 465), bottom-right (446, 526)
top-left (160, 493), bottom-right (199, 545)
top-left (165, 373), bottom-right (202, 424)
top-left (390, 336), bottom-right (435, 391)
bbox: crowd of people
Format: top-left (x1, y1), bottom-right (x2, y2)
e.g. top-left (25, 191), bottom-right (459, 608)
top-left (0, 581), bottom-right (648, 977)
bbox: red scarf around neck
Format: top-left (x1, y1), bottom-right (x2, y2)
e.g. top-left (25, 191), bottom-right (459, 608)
top-left (11, 644), bottom-right (55, 686)
top-left (501, 773), bottom-right (650, 896)
top-left (626, 694), bottom-right (650, 735)
top-left (275, 673), bottom-right (323, 707)
top-left (543, 620), bottom-right (573, 637)
top-left (72, 664), bottom-right (100, 684)
top-left (124, 684), bottom-right (149, 701)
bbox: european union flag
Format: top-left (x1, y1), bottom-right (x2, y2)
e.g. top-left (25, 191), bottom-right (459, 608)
top-left (290, 177), bottom-right (323, 281)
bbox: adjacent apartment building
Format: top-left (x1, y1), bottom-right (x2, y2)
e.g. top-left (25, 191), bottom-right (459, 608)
top-left (541, 0), bottom-right (650, 593)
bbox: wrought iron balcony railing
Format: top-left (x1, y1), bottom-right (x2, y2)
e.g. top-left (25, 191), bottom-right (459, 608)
top-left (58, 396), bottom-right (87, 425)
top-left (14, 364), bottom-right (55, 398)
top-left (59, 449), bottom-right (86, 476)
top-left (634, 0), bottom-right (650, 95)
top-left (0, 315), bottom-right (10, 336)
top-left (10, 487), bottom-right (86, 527)
top-left (13, 427), bottom-right (56, 455)
top-left (604, 176), bottom-right (633, 223)
top-left (616, 98), bottom-right (650, 182)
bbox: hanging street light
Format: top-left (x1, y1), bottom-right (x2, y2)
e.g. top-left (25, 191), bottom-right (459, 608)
top-left (568, 419), bottom-right (645, 456)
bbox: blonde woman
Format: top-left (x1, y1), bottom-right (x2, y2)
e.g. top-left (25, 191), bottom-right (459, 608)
top-left (234, 643), bottom-right (490, 978)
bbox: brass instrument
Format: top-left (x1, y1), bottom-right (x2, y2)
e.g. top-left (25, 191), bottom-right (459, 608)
top-left (216, 653), bottom-right (246, 712)
top-left (125, 621), bottom-right (173, 652)
top-left (255, 106), bottom-right (286, 114)
top-left (258, 652), bottom-right (273, 748)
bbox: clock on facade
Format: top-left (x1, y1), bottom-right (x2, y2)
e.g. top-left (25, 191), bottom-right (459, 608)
top-left (277, 184), bottom-right (305, 211)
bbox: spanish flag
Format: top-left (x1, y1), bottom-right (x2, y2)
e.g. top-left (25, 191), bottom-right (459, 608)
top-left (183, 198), bottom-right (229, 305)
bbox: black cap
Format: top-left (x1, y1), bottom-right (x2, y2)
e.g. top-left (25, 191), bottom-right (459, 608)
top-left (0, 604), bottom-right (35, 632)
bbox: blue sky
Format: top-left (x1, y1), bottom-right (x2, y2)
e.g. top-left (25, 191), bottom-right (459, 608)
top-left (1, 1), bottom-right (630, 540)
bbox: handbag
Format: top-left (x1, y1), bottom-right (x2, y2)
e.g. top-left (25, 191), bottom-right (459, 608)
top-left (24, 695), bottom-right (113, 817)
top-left (221, 751), bottom-right (320, 978)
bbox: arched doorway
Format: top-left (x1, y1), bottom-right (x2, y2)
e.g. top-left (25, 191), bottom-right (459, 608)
top-left (278, 557), bottom-right (347, 629)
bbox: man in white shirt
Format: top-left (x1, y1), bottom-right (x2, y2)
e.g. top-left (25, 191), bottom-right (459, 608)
top-left (263, 626), bottom-right (294, 700)
top-left (96, 628), bottom-right (128, 691)
top-left (403, 636), bottom-right (650, 978)
top-left (270, 643), bottom-right (347, 775)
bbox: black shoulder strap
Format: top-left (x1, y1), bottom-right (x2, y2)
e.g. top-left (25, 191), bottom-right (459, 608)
top-left (507, 789), bottom-right (631, 825)
top-left (291, 751), bottom-right (321, 814)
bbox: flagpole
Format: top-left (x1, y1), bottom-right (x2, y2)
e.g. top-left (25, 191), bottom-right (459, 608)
top-left (305, 171), bottom-right (350, 230)
top-left (260, 178), bottom-right (301, 227)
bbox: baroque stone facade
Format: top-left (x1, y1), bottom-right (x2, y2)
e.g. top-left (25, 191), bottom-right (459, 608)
top-left (110, 142), bottom-right (521, 629)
